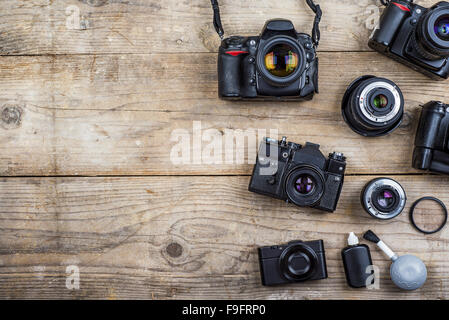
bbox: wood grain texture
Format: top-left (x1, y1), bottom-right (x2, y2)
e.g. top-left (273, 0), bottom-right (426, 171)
top-left (0, 0), bottom-right (438, 55)
top-left (0, 175), bottom-right (448, 299)
top-left (0, 52), bottom-right (448, 176)
top-left (1, 0), bottom-right (449, 300)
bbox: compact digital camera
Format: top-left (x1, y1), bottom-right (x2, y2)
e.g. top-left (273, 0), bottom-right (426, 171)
top-left (413, 101), bottom-right (449, 174)
top-left (249, 137), bottom-right (347, 213)
top-left (258, 240), bottom-right (328, 286)
top-left (369, 0), bottom-right (449, 80)
top-left (211, 0), bottom-right (322, 100)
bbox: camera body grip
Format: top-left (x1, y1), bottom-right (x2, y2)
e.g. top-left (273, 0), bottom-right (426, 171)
top-left (370, 1), bottom-right (411, 50)
top-left (413, 101), bottom-right (449, 172)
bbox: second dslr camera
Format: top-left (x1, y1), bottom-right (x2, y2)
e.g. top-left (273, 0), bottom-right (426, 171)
top-left (370, 0), bottom-right (449, 80)
top-left (212, 0), bottom-right (322, 100)
top-left (249, 137), bottom-right (347, 213)
top-left (413, 101), bottom-right (449, 174)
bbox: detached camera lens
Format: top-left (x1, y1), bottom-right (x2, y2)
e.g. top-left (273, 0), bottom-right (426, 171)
top-left (361, 178), bottom-right (407, 220)
top-left (341, 75), bottom-right (404, 137)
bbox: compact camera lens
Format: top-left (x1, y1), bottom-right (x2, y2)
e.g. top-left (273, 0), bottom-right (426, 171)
top-left (435, 15), bottom-right (449, 40)
top-left (361, 178), bottom-right (407, 220)
top-left (279, 244), bottom-right (318, 282)
top-left (341, 75), bottom-right (404, 137)
top-left (295, 174), bottom-right (315, 194)
top-left (264, 44), bottom-right (299, 77)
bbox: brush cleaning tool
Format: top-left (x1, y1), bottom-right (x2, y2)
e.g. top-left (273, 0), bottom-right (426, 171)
top-left (363, 230), bottom-right (427, 290)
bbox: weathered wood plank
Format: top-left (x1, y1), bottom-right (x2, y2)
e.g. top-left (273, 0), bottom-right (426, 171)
top-left (0, 52), bottom-right (447, 176)
top-left (0, 175), bottom-right (448, 299)
top-left (0, 0), bottom-right (438, 55)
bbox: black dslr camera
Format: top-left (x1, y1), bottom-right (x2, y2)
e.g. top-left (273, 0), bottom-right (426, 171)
top-left (369, 0), bottom-right (449, 80)
top-left (258, 240), bottom-right (328, 286)
top-left (210, 0), bottom-right (322, 100)
top-left (249, 137), bottom-right (347, 213)
top-left (413, 101), bottom-right (449, 174)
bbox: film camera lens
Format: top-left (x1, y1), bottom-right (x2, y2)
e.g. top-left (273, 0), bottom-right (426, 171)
top-left (279, 243), bottom-right (319, 281)
top-left (361, 178), bottom-right (407, 220)
top-left (341, 75), bottom-right (404, 137)
top-left (285, 167), bottom-right (324, 207)
top-left (413, 7), bottom-right (449, 60)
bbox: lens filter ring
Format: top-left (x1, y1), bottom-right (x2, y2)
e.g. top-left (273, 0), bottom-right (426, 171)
top-left (361, 178), bottom-right (407, 220)
top-left (410, 197), bottom-right (448, 235)
top-left (341, 75), bottom-right (404, 137)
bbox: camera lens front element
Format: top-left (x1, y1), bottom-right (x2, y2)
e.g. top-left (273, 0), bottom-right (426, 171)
top-left (435, 15), bottom-right (449, 40)
top-left (285, 167), bottom-right (324, 207)
top-left (341, 75), bottom-right (404, 137)
top-left (279, 243), bottom-right (318, 282)
top-left (264, 43), bottom-right (299, 77)
top-left (295, 174), bottom-right (315, 195)
top-left (361, 178), bottom-right (407, 220)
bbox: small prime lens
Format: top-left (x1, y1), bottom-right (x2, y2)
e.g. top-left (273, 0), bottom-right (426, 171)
top-left (361, 178), bottom-right (407, 220)
top-left (341, 75), bottom-right (404, 137)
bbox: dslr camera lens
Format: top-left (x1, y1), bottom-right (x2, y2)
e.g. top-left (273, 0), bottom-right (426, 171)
top-left (361, 178), bottom-right (407, 220)
top-left (341, 75), bottom-right (404, 137)
top-left (413, 7), bottom-right (449, 60)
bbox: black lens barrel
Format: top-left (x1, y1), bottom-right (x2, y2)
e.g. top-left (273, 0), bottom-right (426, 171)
top-left (341, 75), bottom-right (404, 137)
top-left (413, 5), bottom-right (449, 60)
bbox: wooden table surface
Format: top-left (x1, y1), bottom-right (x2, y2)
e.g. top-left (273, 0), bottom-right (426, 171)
top-left (0, 0), bottom-right (449, 300)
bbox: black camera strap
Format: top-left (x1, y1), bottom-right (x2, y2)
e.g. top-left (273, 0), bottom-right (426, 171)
top-left (210, 0), bottom-right (322, 46)
top-left (306, 0), bottom-right (322, 46)
top-left (210, 0), bottom-right (225, 39)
